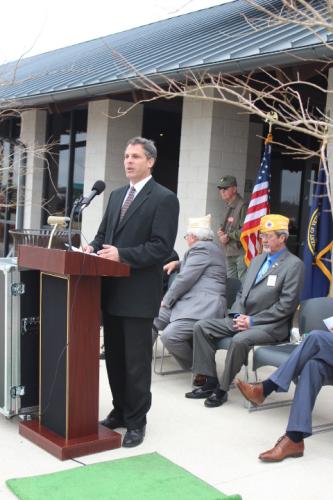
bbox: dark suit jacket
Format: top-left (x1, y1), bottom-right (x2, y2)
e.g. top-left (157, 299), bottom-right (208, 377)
top-left (230, 249), bottom-right (304, 341)
top-left (90, 178), bottom-right (179, 318)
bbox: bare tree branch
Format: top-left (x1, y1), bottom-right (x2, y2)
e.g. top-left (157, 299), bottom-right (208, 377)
top-left (104, 2), bottom-right (333, 214)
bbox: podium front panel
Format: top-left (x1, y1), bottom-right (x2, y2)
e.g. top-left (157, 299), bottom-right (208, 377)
top-left (40, 273), bottom-right (68, 438)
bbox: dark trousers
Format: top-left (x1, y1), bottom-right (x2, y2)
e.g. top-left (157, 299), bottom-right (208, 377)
top-left (103, 314), bottom-right (153, 430)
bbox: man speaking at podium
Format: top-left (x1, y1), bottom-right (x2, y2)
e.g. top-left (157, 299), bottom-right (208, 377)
top-left (84, 137), bottom-right (179, 447)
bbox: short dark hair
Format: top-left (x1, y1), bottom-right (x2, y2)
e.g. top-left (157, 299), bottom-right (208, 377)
top-left (126, 136), bottom-right (157, 161)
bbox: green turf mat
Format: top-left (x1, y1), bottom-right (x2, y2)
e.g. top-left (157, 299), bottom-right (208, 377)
top-left (6, 452), bottom-right (242, 500)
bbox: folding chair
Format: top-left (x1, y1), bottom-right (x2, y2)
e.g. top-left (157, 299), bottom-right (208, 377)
top-left (249, 297), bottom-right (333, 432)
top-left (153, 271), bottom-right (189, 375)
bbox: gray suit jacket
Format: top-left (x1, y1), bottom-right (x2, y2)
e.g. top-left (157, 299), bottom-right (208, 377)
top-left (230, 249), bottom-right (304, 341)
top-left (163, 240), bottom-right (227, 322)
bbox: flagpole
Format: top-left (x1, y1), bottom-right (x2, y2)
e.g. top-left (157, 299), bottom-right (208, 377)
top-left (240, 111), bottom-right (277, 267)
top-left (320, 139), bottom-right (332, 216)
top-left (319, 139), bottom-right (333, 297)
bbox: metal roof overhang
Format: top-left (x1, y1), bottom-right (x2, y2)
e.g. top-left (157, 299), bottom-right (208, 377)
top-left (1, 44), bottom-right (330, 109)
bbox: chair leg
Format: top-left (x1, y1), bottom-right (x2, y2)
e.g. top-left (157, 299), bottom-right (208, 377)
top-left (248, 399), bottom-right (293, 412)
top-left (312, 422), bottom-right (333, 434)
top-left (153, 335), bottom-right (167, 375)
top-left (153, 334), bottom-right (160, 374)
top-left (159, 344), bottom-right (166, 373)
top-left (243, 364), bottom-right (252, 409)
top-left (153, 334), bottom-right (188, 376)
top-left (244, 364), bottom-right (249, 383)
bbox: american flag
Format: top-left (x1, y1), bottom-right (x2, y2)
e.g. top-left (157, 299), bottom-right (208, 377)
top-left (240, 135), bottom-right (272, 266)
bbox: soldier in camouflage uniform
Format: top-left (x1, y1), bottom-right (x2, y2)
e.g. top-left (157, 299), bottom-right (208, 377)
top-left (217, 175), bottom-right (247, 281)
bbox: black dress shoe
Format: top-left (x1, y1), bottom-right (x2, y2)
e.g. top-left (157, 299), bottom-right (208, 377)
top-left (122, 427), bottom-right (146, 448)
top-left (185, 386), bottom-right (215, 399)
top-left (204, 391), bottom-right (228, 408)
top-left (100, 414), bottom-right (125, 430)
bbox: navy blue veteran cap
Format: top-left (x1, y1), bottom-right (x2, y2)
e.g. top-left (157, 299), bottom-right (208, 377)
top-left (218, 175), bottom-right (237, 189)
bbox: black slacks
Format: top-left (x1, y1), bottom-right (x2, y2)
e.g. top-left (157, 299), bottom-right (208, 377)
top-left (103, 314), bottom-right (153, 430)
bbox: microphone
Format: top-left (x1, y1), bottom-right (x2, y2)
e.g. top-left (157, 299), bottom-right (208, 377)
top-left (47, 216), bottom-right (71, 249)
top-left (80, 180), bottom-right (105, 207)
top-left (67, 180), bottom-right (105, 251)
top-left (47, 216), bottom-right (70, 227)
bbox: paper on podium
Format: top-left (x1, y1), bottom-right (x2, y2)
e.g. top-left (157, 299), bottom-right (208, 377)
top-left (65, 244), bottom-right (98, 256)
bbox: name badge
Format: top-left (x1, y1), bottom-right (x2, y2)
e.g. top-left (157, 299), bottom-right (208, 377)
top-left (267, 275), bottom-right (277, 287)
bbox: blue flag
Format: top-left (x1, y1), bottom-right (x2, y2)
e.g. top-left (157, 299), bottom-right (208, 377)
top-left (301, 162), bottom-right (333, 300)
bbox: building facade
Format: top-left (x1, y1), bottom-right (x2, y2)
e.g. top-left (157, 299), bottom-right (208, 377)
top-left (0, 0), bottom-right (331, 257)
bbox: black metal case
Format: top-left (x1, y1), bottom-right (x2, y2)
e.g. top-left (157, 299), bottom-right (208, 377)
top-left (0, 258), bottom-right (39, 417)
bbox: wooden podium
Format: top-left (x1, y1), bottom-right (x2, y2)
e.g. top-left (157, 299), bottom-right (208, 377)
top-left (17, 245), bottom-right (130, 460)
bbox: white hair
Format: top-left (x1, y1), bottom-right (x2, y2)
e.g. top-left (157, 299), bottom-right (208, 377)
top-left (187, 227), bottom-right (214, 241)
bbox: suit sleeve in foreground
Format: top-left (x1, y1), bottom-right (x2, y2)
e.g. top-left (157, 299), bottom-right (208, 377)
top-left (118, 192), bottom-right (179, 269)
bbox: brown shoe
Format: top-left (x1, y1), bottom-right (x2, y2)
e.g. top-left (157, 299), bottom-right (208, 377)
top-left (259, 435), bottom-right (304, 462)
top-left (235, 379), bottom-right (265, 406)
top-left (193, 374), bottom-right (207, 387)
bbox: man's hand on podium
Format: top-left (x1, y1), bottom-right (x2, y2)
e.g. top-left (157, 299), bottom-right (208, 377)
top-left (97, 244), bottom-right (120, 262)
top-left (83, 244), bottom-right (94, 253)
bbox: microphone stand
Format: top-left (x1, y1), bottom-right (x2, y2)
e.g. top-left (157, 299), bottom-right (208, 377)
top-left (68, 196), bottom-right (84, 251)
top-left (67, 183), bottom-right (105, 251)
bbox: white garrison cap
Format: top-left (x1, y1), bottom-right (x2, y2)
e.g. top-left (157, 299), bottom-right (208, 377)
top-left (187, 214), bottom-right (212, 231)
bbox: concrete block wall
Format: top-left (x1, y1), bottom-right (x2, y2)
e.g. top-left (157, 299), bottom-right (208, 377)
top-left (20, 109), bottom-right (47, 229)
top-left (176, 97), bottom-right (214, 254)
top-left (208, 100), bottom-right (249, 231)
top-left (175, 93), bottom-right (250, 256)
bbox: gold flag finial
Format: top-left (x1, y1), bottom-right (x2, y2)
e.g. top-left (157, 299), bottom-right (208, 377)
top-left (265, 111), bottom-right (278, 136)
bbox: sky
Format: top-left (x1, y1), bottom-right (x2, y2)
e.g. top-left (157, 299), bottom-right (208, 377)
top-left (0, 0), bottom-right (231, 63)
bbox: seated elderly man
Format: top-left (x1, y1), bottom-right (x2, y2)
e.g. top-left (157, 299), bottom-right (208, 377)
top-left (153, 214), bottom-right (226, 371)
top-left (236, 329), bottom-right (333, 461)
top-left (186, 214), bottom-right (304, 407)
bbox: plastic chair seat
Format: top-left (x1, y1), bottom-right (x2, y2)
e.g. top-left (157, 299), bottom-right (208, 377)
top-left (253, 343), bottom-right (297, 372)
